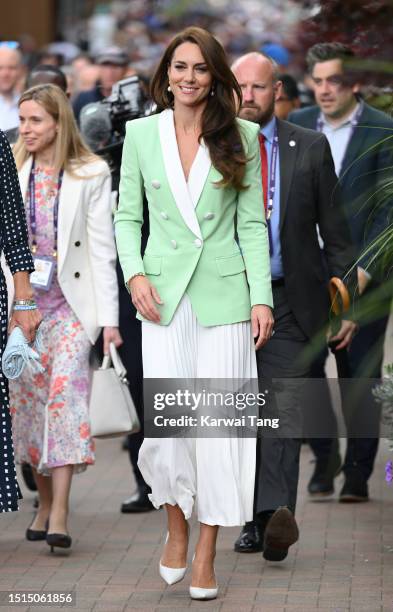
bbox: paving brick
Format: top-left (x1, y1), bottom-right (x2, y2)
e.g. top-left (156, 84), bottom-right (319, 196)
top-left (0, 440), bottom-right (391, 611)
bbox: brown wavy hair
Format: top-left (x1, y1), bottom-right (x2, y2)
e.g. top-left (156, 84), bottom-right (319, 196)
top-left (150, 27), bottom-right (249, 191)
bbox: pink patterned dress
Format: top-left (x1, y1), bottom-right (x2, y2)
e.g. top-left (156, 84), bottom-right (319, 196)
top-left (10, 166), bottom-right (95, 475)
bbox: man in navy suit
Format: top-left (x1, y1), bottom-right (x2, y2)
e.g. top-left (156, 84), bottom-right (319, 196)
top-left (232, 52), bottom-right (356, 561)
top-left (289, 42), bottom-right (393, 502)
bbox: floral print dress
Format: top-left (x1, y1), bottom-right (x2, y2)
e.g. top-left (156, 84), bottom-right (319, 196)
top-left (10, 166), bottom-right (95, 475)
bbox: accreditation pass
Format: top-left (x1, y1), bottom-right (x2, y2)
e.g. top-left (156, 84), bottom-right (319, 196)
top-left (30, 256), bottom-right (55, 291)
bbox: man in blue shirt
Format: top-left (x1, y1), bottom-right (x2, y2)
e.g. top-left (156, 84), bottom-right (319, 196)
top-left (232, 52), bottom-right (356, 561)
top-left (289, 43), bottom-right (393, 504)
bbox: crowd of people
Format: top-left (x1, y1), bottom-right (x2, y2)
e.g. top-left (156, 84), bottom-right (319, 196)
top-left (0, 17), bottom-right (392, 604)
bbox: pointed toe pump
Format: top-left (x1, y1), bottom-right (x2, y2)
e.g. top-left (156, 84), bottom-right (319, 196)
top-left (46, 532), bottom-right (72, 553)
top-left (189, 554), bottom-right (218, 600)
top-left (159, 532), bottom-right (188, 585)
top-left (189, 584), bottom-right (218, 600)
top-left (26, 518), bottom-right (49, 541)
top-left (159, 561), bottom-right (188, 585)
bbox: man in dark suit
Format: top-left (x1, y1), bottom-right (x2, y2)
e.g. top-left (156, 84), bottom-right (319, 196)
top-left (231, 52), bottom-right (356, 561)
top-left (289, 43), bottom-right (393, 502)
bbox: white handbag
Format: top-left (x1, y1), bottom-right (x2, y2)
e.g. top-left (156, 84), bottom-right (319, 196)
top-left (89, 342), bottom-right (141, 439)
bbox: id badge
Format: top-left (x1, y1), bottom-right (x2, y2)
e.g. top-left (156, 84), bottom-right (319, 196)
top-left (30, 256), bottom-right (55, 291)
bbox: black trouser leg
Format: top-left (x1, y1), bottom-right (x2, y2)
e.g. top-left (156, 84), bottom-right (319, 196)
top-left (308, 349), bottom-right (339, 463)
top-left (341, 299), bottom-right (389, 480)
top-left (117, 278), bottom-right (148, 492)
top-left (254, 285), bottom-right (310, 516)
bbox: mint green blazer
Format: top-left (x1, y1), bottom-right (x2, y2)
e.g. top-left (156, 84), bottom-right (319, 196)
top-left (115, 109), bottom-right (273, 326)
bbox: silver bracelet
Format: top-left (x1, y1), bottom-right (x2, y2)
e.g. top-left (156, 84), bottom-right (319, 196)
top-left (14, 299), bottom-right (36, 306)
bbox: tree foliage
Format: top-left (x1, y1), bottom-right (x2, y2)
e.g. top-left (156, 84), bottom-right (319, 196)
top-left (295, 0), bottom-right (393, 85)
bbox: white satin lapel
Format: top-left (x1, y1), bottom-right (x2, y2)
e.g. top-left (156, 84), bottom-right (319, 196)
top-left (158, 109), bottom-right (202, 239)
top-left (187, 140), bottom-right (211, 209)
top-left (57, 171), bottom-right (82, 276)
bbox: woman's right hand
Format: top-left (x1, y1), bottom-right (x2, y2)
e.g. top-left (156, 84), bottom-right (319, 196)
top-left (129, 275), bottom-right (163, 323)
top-left (9, 308), bottom-right (43, 343)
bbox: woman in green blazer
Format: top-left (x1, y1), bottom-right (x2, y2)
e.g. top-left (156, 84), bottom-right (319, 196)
top-left (115, 27), bottom-right (273, 600)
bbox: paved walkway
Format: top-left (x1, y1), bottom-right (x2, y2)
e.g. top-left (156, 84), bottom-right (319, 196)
top-left (0, 434), bottom-right (393, 612)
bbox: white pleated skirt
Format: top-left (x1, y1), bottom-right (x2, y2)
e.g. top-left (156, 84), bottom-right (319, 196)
top-left (138, 294), bottom-right (257, 526)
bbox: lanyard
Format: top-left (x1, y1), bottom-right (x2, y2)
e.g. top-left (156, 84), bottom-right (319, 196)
top-left (261, 123), bottom-right (278, 220)
top-left (28, 159), bottom-right (64, 257)
top-left (259, 124), bottom-right (278, 256)
top-left (316, 100), bottom-right (364, 138)
top-left (266, 123), bottom-right (279, 221)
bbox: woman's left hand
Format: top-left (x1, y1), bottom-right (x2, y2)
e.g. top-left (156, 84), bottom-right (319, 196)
top-left (103, 326), bottom-right (123, 355)
top-left (251, 305), bottom-right (274, 350)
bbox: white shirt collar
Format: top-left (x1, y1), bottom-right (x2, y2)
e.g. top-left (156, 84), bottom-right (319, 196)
top-left (321, 101), bottom-right (360, 130)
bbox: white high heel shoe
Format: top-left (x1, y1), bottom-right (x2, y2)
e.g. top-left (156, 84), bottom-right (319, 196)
top-left (159, 532), bottom-right (188, 585)
top-left (189, 554), bottom-right (218, 600)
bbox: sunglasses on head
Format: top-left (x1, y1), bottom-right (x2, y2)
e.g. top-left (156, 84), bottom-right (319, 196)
top-left (0, 41), bottom-right (19, 49)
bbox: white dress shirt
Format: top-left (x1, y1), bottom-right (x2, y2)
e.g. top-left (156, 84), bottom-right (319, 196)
top-left (319, 103), bottom-right (360, 176)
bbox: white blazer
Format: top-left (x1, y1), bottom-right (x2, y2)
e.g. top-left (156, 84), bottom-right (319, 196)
top-left (10, 156), bottom-right (119, 343)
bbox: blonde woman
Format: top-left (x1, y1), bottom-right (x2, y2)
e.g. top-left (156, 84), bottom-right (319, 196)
top-left (10, 84), bottom-right (121, 552)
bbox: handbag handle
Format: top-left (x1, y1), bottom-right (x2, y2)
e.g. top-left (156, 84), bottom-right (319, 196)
top-left (101, 343), bottom-right (128, 380)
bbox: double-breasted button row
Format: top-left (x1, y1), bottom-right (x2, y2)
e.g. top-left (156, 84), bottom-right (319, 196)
top-left (170, 239), bottom-right (204, 249)
top-left (162, 211), bottom-right (213, 223)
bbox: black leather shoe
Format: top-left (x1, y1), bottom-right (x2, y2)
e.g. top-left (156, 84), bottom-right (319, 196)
top-left (308, 452), bottom-right (341, 498)
top-left (234, 521), bottom-right (264, 553)
top-left (263, 507), bottom-right (299, 562)
top-left (121, 487), bottom-right (155, 513)
top-left (26, 518), bottom-right (48, 541)
top-left (46, 533), bottom-right (72, 553)
top-left (339, 472), bottom-right (369, 502)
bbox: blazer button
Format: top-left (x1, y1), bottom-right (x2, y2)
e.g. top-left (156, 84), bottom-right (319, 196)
top-left (171, 240), bottom-right (177, 249)
top-left (194, 238), bottom-right (202, 248)
top-left (160, 211), bottom-right (168, 220)
top-left (152, 179), bottom-right (161, 189)
top-left (204, 212), bottom-right (214, 220)
top-left (74, 241), bottom-right (81, 247)
top-left (74, 272), bottom-right (80, 278)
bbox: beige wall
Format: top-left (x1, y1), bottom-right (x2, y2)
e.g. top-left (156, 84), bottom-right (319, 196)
top-left (0, 0), bottom-right (55, 47)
